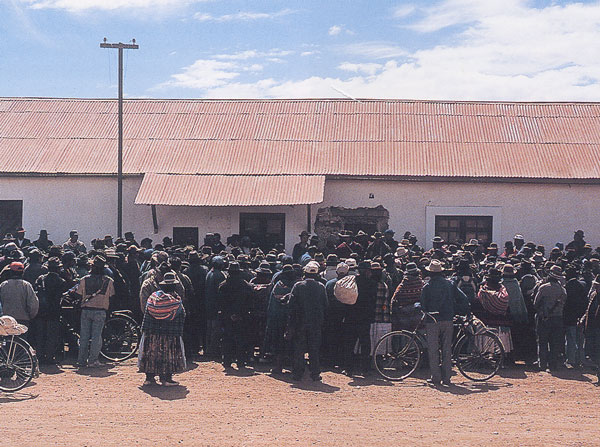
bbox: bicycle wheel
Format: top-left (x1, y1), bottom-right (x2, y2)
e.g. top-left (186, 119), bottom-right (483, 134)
top-left (454, 330), bottom-right (504, 381)
top-left (100, 314), bottom-right (141, 362)
top-left (0, 336), bottom-right (35, 392)
top-left (373, 331), bottom-right (421, 381)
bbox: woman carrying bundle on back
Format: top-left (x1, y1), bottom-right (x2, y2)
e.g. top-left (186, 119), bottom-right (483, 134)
top-left (138, 272), bottom-right (186, 387)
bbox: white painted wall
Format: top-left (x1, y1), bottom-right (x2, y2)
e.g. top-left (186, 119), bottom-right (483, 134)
top-left (0, 176), bottom-right (310, 251)
top-left (322, 179), bottom-right (600, 250)
top-left (0, 176), bottom-right (598, 252)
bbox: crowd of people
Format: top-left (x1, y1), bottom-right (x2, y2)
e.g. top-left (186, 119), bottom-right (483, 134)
top-left (0, 226), bottom-right (599, 387)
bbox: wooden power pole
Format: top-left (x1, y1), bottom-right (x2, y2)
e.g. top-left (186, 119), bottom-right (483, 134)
top-left (100, 38), bottom-right (139, 238)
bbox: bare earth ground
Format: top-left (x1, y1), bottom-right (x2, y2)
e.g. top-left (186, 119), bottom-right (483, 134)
top-left (2, 359), bottom-right (599, 447)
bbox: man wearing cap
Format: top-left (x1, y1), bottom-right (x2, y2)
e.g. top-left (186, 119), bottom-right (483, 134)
top-left (391, 262), bottom-right (424, 332)
top-left (288, 261), bottom-right (328, 381)
top-left (0, 262), bottom-right (39, 337)
top-left (293, 231), bottom-right (310, 263)
top-left (533, 265), bottom-right (567, 372)
top-left (514, 234), bottom-right (525, 253)
top-left (32, 257), bottom-right (66, 364)
top-left (14, 228), bottom-right (31, 249)
top-left (420, 259), bottom-right (469, 386)
top-left (124, 231), bottom-right (139, 247)
top-left (70, 256), bottom-right (115, 367)
top-left (63, 230), bottom-right (87, 256)
top-left (370, 262), bottom-right (390, 357)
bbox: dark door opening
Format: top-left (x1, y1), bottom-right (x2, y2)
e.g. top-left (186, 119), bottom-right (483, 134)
top-left (173, 226), bottom-right (199, 248)
top-left (240, 213), bottom-right (285, 251)
top-left (0, 200), bottom-right (23, 239)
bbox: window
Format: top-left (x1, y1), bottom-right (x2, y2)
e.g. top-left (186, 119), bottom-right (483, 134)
top-left (240, 213), bottom-right (285, 251)
top-left (173, 227), bottom-right (198, 248)
top-left (435, 215), bottom-right (493, 245)
top-left (0, 200), bottom-right (23, 239)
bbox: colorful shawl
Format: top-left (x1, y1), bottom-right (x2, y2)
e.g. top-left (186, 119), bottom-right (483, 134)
top-left (146, 290), bottom-right (182, 321)
top-left (477, 284), bottom-right (509, 315)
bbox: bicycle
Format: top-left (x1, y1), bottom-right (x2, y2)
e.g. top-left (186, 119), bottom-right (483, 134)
top-left (60, 296), bottom-right (141, 362)
top-left (373, 310), bottom-right (505, 382)
top-left (0, 321), bottom-right (39, 392)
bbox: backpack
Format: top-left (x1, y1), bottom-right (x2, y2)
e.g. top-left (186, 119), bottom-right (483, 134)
top-left (334, 275), bottom-right (358, 305)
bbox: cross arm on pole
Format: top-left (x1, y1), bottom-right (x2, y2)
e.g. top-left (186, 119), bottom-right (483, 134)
top-left (100, 43), bottom-right (139, 49)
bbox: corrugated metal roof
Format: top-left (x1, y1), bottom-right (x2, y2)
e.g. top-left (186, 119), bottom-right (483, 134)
top-left (135, 174), bottom-right (325, 206)
top-left (1, 97), bottom-right (600, 179)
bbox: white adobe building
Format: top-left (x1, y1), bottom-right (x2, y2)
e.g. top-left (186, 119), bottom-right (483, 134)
top-left (0, 98), bottom-right (598, 251)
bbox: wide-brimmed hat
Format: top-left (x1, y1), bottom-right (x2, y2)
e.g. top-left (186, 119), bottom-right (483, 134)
top-left (502, 264), bottom-right (516, 277)
top-left (486, 268), bottom-right (502, 281)
top-left (514, 234), bottom-right (524, 241)
top-left (548, 265), bottom-right (564, 279)
top-left (303, 261), bottom-right (320, 274)
top-left (159, 272), bottom-right (180, 285)
top-left (400, 239), bottom-right (411, 247)
top-left (336, 262), bottom-right (349, 275)
top-left (384, 229), bottom-right (395, 236)
top-left (425, 260), bottom-right (444, 272)
top-left (228, 261), bottom-right (241, 272)
top-left (395, 247), bottom-right (408, 257)
top-left (356, 230), bottom-right (368, 238)
top-left (93, 255), bottom-right (106, 267)
top-left (47, 257), bottom-right (62, 270)
top-left (431, 236), bottom-right (445, 244)
top-left (371, 262), bottom-right (383, 271)
top-left (373, 232), bottom-right (384, 239)
top-left (405, 262), bottom-right (420, 275)
top-left (257, 262), bottom-right (272, 274)
top-left (9, 262), bottom-right (24, 272)
top-left (326, 253), bottom-right (339, 266)
top-left (345, 258), bottom-right (358, 269)
top-left (358, 260), bottom-right (372, 270)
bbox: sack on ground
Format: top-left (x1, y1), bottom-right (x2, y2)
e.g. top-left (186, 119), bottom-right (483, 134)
top-left (334, 275), bottom-right (358, 305)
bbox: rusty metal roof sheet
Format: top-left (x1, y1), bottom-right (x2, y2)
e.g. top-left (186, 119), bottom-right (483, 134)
top-left (135, 174), bottom-right (325, 206)
top-left (1, 97), bottom-right (600, 179)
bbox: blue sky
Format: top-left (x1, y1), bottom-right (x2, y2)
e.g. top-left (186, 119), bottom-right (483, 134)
top-left (2, 0), bottom-right (600, 100)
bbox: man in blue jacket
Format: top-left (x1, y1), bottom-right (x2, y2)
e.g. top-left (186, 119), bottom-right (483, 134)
top-left (421, 259), bottom-right (469, 386)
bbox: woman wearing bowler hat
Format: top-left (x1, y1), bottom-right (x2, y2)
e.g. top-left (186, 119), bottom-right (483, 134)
top-left (138, 272), bottom-right (186, 386)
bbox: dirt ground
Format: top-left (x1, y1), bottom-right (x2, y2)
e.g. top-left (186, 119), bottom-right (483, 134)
top-left (2, 359), bottom-right (599, 447)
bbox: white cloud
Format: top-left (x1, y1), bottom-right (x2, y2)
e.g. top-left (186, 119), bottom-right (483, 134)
top-left (328, 25), bottom-right (342, 36)
top-left (157, 1), bottom-right (600, 101)
top-left (19, 0), bottom-right (205, 11)
top-left (193, 8), bottom-right (295, 22)
top-left (392, 4), bottom-right (415, 18)
top-left (301, 51), bottom-right (319, 57)
top-left (328, 24), bottom-right (354, 36)
top-left (343, 42), bottom-right (407, 59)
top-left (213, 49), bottom-right (293, 60)
top-left (158, 59), bottom-right (240, 90)
top-left (338, 62), bottom-right (383, 76)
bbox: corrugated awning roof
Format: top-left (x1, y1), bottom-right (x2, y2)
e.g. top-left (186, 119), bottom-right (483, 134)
top-left (1, 97), bottom-right (600, 180)
top-left (134, 174), bottom-right (325, 206)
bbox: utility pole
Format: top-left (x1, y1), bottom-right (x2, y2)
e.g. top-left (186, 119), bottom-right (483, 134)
top-left (100, 38), bottom-right (139, 238)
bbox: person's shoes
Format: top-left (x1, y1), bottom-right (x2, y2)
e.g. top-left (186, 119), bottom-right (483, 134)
top-left (442, 379), bottom-right (451, 386)
top-left (88, 360), bottom-right (102, 368)
top-left (76, 362), bottom-right (87, 368)
top-left (143, 379), bottom-right (157, 386)
top-left (544, 368), bottom-right (552, 373)
top-left (270, 367), bottom-right (283, 375)
top-left (564, 362), bottom-right (574, 369)
top-left (162, 380), bottom-right (179, 387)
top-left (342, 370), bottom-right (353, 378)
top-left (426, 378), bottom-right (441, 386)
top-left (311, 375), bottom-right (322, 382)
